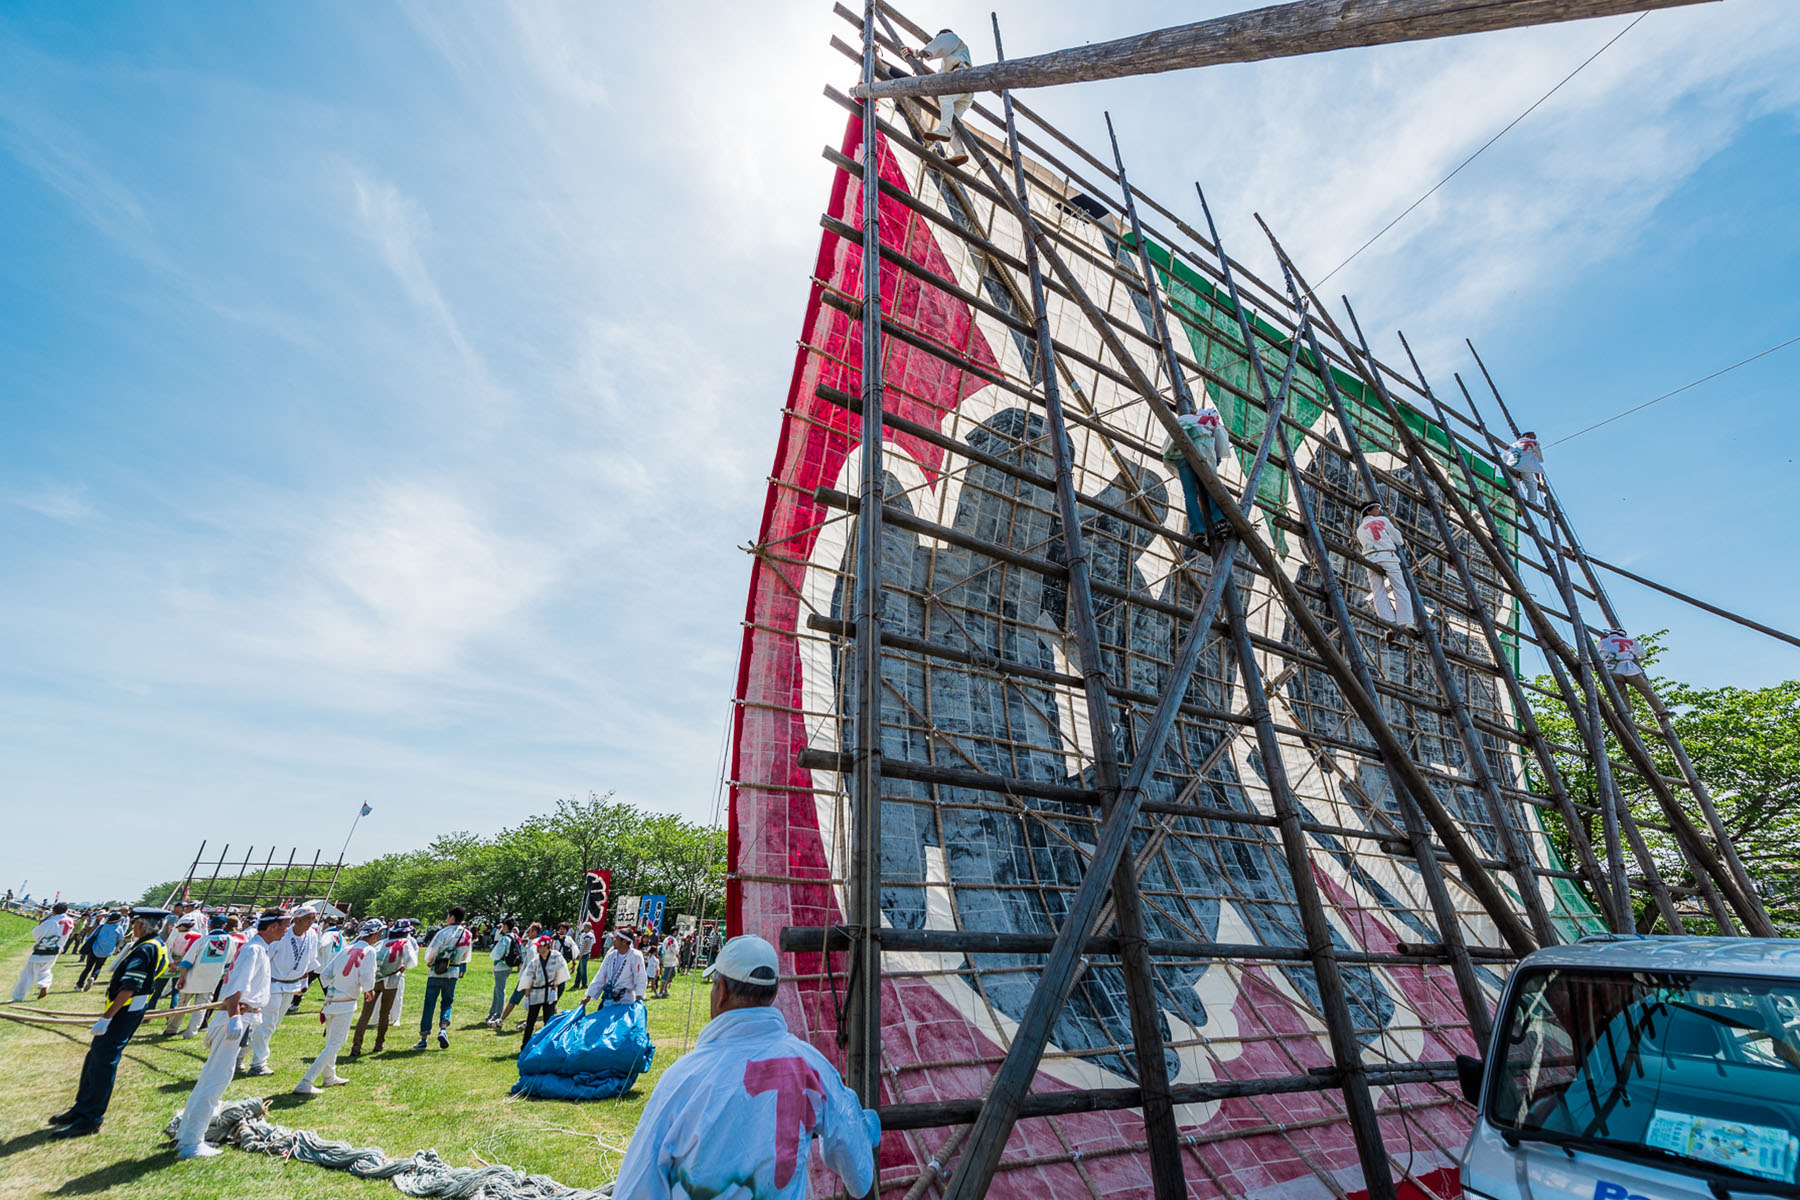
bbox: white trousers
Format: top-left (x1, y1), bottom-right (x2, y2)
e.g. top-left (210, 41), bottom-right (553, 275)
top-left (299, 1009), bottom-right (355, 1087)
top-left (1514, 471), bottom-right (1541, 506)
top-left (167, 992), bottom-right (210, 1036)
top-left (1368, 558), bottom-right (1414, 627)
top-left (178, 1012), bottom-right (259, 1152)
top-left (11, 955), bottom-right (56, 1001)
top-left (935, 92), bottom-right (972, 139)
top-left (243, 994), bottom-right (292, 1069)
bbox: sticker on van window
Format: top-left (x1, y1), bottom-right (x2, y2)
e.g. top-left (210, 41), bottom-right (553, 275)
top-left (1644, 1109), bottom-right (1800, 1182)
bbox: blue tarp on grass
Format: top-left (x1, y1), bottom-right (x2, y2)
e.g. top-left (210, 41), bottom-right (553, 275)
top-left (512, 1000), bottom-right (655, 1101)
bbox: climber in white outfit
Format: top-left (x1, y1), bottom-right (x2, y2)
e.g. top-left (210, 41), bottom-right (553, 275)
top-left (1355, 501), bottom-right (1415, 630)
top-left (295, 920), bottom-right (382, 1095)
top-left (903, 29), bottom-right (972, 166)
top-left (1597, 627), bottom-right (1657, 715)
top-left (1501, 431), bottom-right (1545, 507)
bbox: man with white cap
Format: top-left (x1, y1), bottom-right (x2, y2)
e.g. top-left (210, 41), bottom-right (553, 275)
top-left (48, 908), bottom-right (170, 1139)
top-left (585, 927), bottom-right (647, 1007)
top-left (1597, 626), bottom-right (1658, 715)
top-left (351, 918), bottom-right (418, 1057)
top-left (295, 919), bottom-right (383, 1095)
top-left (11, 901), bottom-right (74, 1002)
top-left (175, 907), bottom-right (282, 1159)
top-left (1355, 499), bottom-right (1416, 631)
top-left (611, 934), bottom-right (879, 1200)
top-left (243, 904), bottom-right (317, 1075)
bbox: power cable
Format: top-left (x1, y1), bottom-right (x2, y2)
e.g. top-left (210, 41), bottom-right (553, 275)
top-left (1550, 333), bottom-right (1800, 446)
top-left (1317, 13), bottom-right (1647, 287)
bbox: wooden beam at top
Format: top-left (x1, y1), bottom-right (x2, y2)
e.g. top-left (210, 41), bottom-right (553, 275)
top-left (853, 0), bottom-right (1714, 100)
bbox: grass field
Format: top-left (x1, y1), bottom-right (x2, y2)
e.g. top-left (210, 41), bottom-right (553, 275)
top-left (0, 910), bottom-right (710, 1200)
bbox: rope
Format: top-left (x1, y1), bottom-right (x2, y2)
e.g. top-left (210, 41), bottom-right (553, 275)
top-left (168, 1097), bottom-right (616, 1199)
top-left (1548, 333), bottom-right (1800, 446)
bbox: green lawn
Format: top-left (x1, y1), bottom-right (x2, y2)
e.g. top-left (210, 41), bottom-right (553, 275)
top-left (0, 911), bottom-right (708, 1200)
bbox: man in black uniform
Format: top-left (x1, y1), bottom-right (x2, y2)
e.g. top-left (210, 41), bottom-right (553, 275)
top-left (49, 907), bottom-right (171, 1139)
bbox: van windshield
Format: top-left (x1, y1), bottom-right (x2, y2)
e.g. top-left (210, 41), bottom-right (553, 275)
top-left (1491, 967), bottom-right (1800, 1186)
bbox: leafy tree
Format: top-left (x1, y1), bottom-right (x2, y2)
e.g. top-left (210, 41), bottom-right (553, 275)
top-left (1531, 633), bottom-right (1799, 933)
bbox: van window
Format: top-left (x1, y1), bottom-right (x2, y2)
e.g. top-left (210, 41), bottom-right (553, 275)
top-left (1490, 967), bottom-right (1800, 1185)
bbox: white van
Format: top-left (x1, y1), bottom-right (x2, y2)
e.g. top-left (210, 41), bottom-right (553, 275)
top-left (1457, 936), bottom-right (1800, 1199)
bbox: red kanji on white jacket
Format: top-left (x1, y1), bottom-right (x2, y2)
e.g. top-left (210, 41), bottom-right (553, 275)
top-left (1356, 514), bottom-right (1405, 561)
top-left (1598, 632), bottom-right (1646, 677)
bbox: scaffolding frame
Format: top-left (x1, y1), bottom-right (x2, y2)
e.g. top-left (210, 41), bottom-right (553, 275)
top-left (171, 841), bottom-right (343, 915)
top-left (731, 4), bottom-right (1776, 1196)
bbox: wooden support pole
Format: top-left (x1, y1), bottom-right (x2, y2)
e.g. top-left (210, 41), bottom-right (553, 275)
top-left (1283, 280), bottom-right (1558, 946)
top-left (1221, 580), bottom-right (1398, 1200)
top-left (938, 120), bottom-right (1310, 1200)
top-left (846, 0), bottom-right (887, 1116)
top-left (853, 0), bottom-right (1712, 100)
top-left (1464, 351), bottom-right (1773, 934)
top-left (992, 30), bottom-right (1184, 1199)
top-left (1568, 549), bottom-right (1800, 652)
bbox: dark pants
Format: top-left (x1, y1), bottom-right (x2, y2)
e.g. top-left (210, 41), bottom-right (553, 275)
top-left (352, 987), bottom-right (398, 1055)
top-left (419, 976), bottom-right (458, 1036)
top-left (67, 1005), bottom-right (146, 1128)
top-left (1176, 460), bottom-right (1225, 537)
top-left (573, 956), bottom-right (589, 988)
top-left (75, 955), bottom-right (109, 990)
top-left (519, 1002), bottom-right (556, 1046)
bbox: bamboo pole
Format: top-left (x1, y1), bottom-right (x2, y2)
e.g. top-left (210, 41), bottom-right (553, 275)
top-left (993, 28), bottom-right (1183, 1196)
top-left (844, 0), bottom-right (887, 1117)
top-left (853, 0), bottom-right (1712, 100)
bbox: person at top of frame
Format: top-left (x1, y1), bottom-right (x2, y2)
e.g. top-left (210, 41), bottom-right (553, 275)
top-left (1501, 430), bottom-right (1545, 507)
top-left (902, 29), bottom-right (972, 167)
top-left (1161, 400), bottom-right (1234, 551)
top-left (610, 935), bottom-right (879, 1200)
top-left (1597, 626), bottom-right (1658, 716)
top-left (1356, 499), bottom-right (1416, 633)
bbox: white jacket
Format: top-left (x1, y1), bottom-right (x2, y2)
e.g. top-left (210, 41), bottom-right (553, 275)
top-left (28, 914), bottom-right (74, 957)
top-left (179, 930), bottom-right (240, 996)
top-left (1356, 513), bottom-right (1405, 561)
top-left (1598, 632), bottom-right (1647, 678)
top-left (587, 947), bottom-right (648, 1004)
top-left (518, 949), bottom-right (570, 1007)
top-left (612, 1006), bottom-right (879, 1200)
top-left (1502, 435), bottom-right (1543, 475)
top-left (1162, 404), bottom-right (1231, 468)
top-left (319, 939), bottom-right (380, 1016)
top-left (917, 30), bottom-right (971, 71)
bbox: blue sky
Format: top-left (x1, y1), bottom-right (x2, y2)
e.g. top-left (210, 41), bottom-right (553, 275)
top-left (3, 1), bottom-right (1796, 903)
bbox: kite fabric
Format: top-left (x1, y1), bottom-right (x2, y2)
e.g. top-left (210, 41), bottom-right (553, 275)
top-left (511, 1000), bottom-right (655, 1102)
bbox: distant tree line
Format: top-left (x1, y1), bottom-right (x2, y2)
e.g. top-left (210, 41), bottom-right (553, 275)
top-left (136, 792), bottom-right (726, 927)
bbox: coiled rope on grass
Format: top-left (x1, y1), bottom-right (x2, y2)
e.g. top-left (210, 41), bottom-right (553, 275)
top-left (167, 1097), bottom-right (616, 1200)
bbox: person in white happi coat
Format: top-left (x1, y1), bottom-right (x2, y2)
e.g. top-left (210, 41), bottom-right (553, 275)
top-left (586, 928), bottom-right (648, 1006)
top-left (1162, 401), bottom-right (1235, 549)
top-left (1598, 627), bottom-right (1658, 715)
top-left (1355, 500), bottom-right (1416, 630)
top-left (902, 29), bottom-right (973, 166)
top-left (611, 936), bottom-right (878, 1200)
top-left (11, 902), bottom-right (74, 1002)
top-left (351, 920), bottom-right (418, 1057)
top-left (515, 935), bottom-right (571, 1046)
top-left (243, 906), bottom-right (318, 1075)
top-left (1501, 431), bottom-right (1545, 506)
top-left (161, 914), bottom-right (208, 1035)
top-left (295, 920), bottom-right (383, 1094)
top-left (175, 908), bottom-right (283, 1159)
top-left (169, 917), bottom-right (240, 1037)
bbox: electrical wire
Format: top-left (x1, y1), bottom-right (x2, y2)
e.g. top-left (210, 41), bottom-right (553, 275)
top-left (1317, 13), bottom-right (1647, 287)
top-left (1549, 333), bottom-right (1800, 446)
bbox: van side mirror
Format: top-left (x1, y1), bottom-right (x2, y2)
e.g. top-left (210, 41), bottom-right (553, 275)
top-left (1455, 1054), bottom-right (1485, 1106)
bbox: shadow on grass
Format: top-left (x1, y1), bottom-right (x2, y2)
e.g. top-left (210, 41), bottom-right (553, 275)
top-left (48, 1149), bottom-right (178, 1194)
top-left (0, 1127), bottom-right (61, 1158)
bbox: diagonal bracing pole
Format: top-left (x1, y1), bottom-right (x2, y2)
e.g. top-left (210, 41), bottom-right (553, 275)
top-left (942, 120), bottom-right (1310, 1200)
top-left (1466, 347), bottom-right (1773, 935)
top-left (1452, 368), bottom-right (1758, 931)
top-left (992, 23), bottom-right (1185, 1200)
top-left (1261, 263), bottom-right (1558, 946)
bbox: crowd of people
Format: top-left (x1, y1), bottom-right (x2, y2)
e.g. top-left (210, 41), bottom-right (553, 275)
top-left (5, 896), bottom-right (750, 1162)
